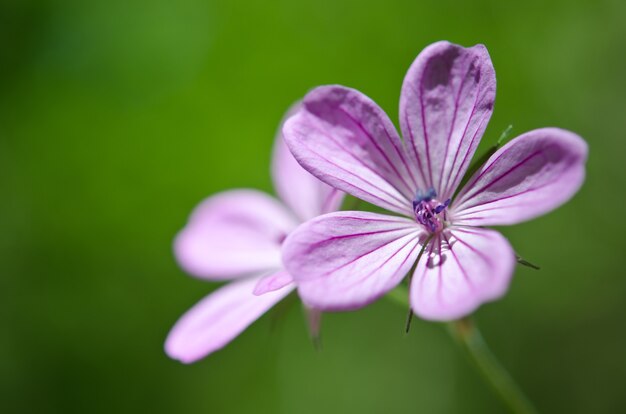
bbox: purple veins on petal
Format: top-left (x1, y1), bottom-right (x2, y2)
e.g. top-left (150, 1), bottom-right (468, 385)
top-left (272, 115), bottom-right (344, 221)
top-left (282, 86), bottom-right (416, 216)
top-left (410, 227), bottom-right (515, 321)
top-left (253, 270), bottom-right (294, 296)
top-left (451, 128), bottom-right (588, 227)
top-left (282, 211), bottom-right (422, 311)
top-left (400, 41), bottom-right (497, 200)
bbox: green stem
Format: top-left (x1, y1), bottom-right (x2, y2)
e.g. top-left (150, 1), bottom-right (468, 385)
top-left (386, 287), bottom-right (538, 414)
top-left (448, 318), bottom-right (538, 414)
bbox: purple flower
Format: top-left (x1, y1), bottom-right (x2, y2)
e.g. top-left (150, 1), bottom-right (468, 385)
top-left (165, 114), bottom-right (343, 363)
top-left (281, 41), bottom-right (587, 320)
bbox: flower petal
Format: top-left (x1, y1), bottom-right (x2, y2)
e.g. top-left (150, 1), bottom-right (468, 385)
top-left (282, 211), bottom-right (423, 310)
top-left (253, 270), bottom-right (294, 295)
top-left (165, 274), bottom-right (295, 363)
top-left (174, 190), bottom-right (298, 279)
top-left (400, 41), bottom-right (496, 200)
top-left (283, 86), bottom-right (416, 216)
top-left (410, 227), bottom-right (515, 321)
top-left (452, 128), bottom-right (588, 226)
top-left (272, 123), bottom-right (344, 221)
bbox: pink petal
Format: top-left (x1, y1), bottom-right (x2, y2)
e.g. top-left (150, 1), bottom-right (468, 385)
top-left (410, 227), bottom-right (515, 321)
top-left (452, 128), bottom-right (588, 226)
top-left (272, 120), bottom-right (344, 221)
top-left (282, 211), bottom-right (423, 310)
top-left (174, 190), bottom-right (298, 279)
top-left (400, 41), bottom-right (496, 200)
top-left (253, 270), bottom-right (294, 295)
top-left (165, 274), bottom-right (295, 363)
top-left (283, 86), bottom-right (417, 216)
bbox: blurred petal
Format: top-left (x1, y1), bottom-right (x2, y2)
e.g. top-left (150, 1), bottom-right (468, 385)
top-left (282, 211), bottom-right (423, 310)
top-left (253, 270), bottom-right (293, 295)
top-left (175, 190), bottom-right (298, 279)
top-left (165, 274), bottom-right (295, 363)
top-left (283, 86), bottom-right (416, 216)
top-left (452, 128), bottom-right (588, 226)
top-left (272, 124), bottom-right (344, 221)
top-left (400, 41), bottom-right (496, 199)
top-left (410, 227), bottom-right (515, 320)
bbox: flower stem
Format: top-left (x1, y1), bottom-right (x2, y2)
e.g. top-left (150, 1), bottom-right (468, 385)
top-left (448, 318), bottom-right (538, 414)
top-left (386, 287), bottom-right (538, 414)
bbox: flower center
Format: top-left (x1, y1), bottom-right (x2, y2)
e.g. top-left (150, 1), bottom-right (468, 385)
top-left (412, 188), bottom-right (450, 233)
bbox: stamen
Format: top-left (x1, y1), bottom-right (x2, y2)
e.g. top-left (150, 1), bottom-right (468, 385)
top-left (405, 233), bottom-right (434, 334)
top-left (414, 187), bottom-right (437, 204)
top-left (413, 188), bottom-right (449, 234)
top-left (434, 198), bottom-right (451, 214)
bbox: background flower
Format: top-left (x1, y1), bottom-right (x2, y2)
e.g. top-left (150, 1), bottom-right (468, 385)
top-left (166, 121), bottom-right (342, 362)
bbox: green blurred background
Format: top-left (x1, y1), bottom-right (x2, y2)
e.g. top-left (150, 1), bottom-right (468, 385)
top-left (2, 0), bottom-right (625, 412)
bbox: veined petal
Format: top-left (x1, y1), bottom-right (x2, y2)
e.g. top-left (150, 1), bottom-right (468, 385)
top-left (253, 270), bottom-right (294, 295)
top-left (400, 41), bottom-right (496, 200)
top-left (272, 124), bottom-right (344, 221)
top-left (282, 211), bottom-right (423, 310)
top-left (452, 128), bottom-right (588, 226)
top-left (410, 227), bottom-right (515, 321)
top-left (165, 274), bottom-right (295, 363)
top-left (283, 86), bottom-right (416, 216)
top-left (175, 190), bottom-right (298, 279)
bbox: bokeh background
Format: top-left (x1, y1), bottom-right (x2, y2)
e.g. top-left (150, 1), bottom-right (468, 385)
top-left (2, 0), bottom-right (625, 412)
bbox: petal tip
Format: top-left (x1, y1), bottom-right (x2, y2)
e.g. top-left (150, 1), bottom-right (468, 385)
top-left (164, 329), bottom-right (205, 364)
